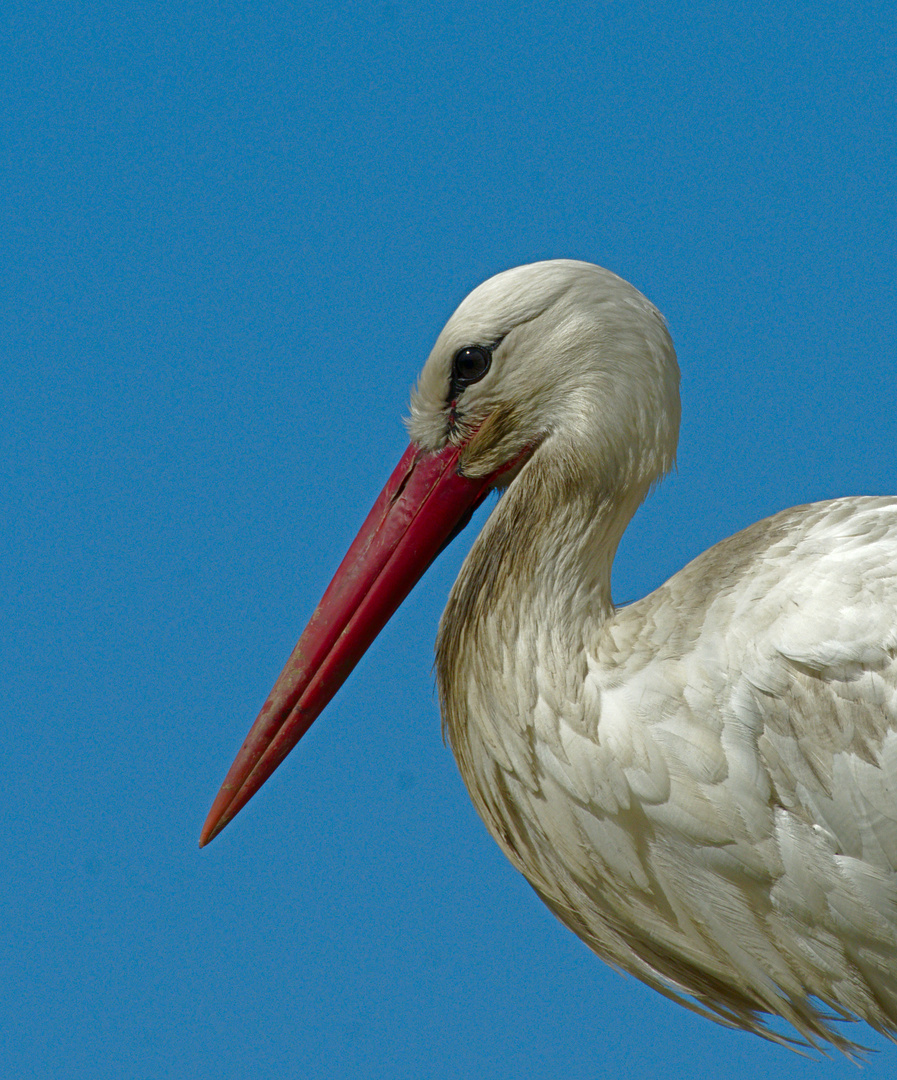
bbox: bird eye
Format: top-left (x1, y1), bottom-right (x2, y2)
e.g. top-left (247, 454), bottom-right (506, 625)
top-left (451, 345), bottom-right (492, 389)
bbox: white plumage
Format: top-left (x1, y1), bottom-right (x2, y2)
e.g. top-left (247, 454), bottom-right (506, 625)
top-left (204, 260), bottom-right (897, 1053)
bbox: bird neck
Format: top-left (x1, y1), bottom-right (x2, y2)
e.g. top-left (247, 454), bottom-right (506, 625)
top-left (437, 450), bottom-right (649, 753)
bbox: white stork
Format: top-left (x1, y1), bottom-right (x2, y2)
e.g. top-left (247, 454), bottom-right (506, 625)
top-left (202, 260), bottom-right (897, 1053)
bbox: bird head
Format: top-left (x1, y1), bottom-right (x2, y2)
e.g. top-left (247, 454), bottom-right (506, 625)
top-left (408, 260), bottom-right (680, 496)
top-left (200, 260), bottom-right (680, 845)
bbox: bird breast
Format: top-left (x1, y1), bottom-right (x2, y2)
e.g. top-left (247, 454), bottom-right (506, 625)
top-left (438, 490), bottom-right (897, 1047)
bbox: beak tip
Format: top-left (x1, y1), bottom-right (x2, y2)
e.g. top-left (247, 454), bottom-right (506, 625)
top-left (199, 818), bottom-right (226, 848)
top-left (199, 798), bottom-right (231, 848)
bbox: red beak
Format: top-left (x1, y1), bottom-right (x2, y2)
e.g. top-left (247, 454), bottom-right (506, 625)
top-left (200, 441), bottom-right (496, 846)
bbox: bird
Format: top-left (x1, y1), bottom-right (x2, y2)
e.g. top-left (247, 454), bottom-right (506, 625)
top-left (201, 259), bottom-right (897, 1054)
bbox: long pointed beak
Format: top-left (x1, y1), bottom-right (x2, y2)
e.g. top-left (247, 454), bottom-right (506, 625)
top-left (200, 441), bottom-right (495, 846)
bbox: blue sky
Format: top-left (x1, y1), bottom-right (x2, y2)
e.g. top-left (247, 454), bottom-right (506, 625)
top-left (3, 2), bottom-right (897, 1077)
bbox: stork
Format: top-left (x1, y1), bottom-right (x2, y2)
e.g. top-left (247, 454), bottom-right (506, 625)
top-left (201, 260), bottom-right (897, 1052)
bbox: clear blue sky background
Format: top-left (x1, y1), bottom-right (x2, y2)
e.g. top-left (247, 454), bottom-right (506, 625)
top-left (3, 2), bottom-right (896, 1078)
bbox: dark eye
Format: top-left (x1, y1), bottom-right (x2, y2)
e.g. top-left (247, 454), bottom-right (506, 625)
top-left (451, 345), bottom-right (492, 389)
